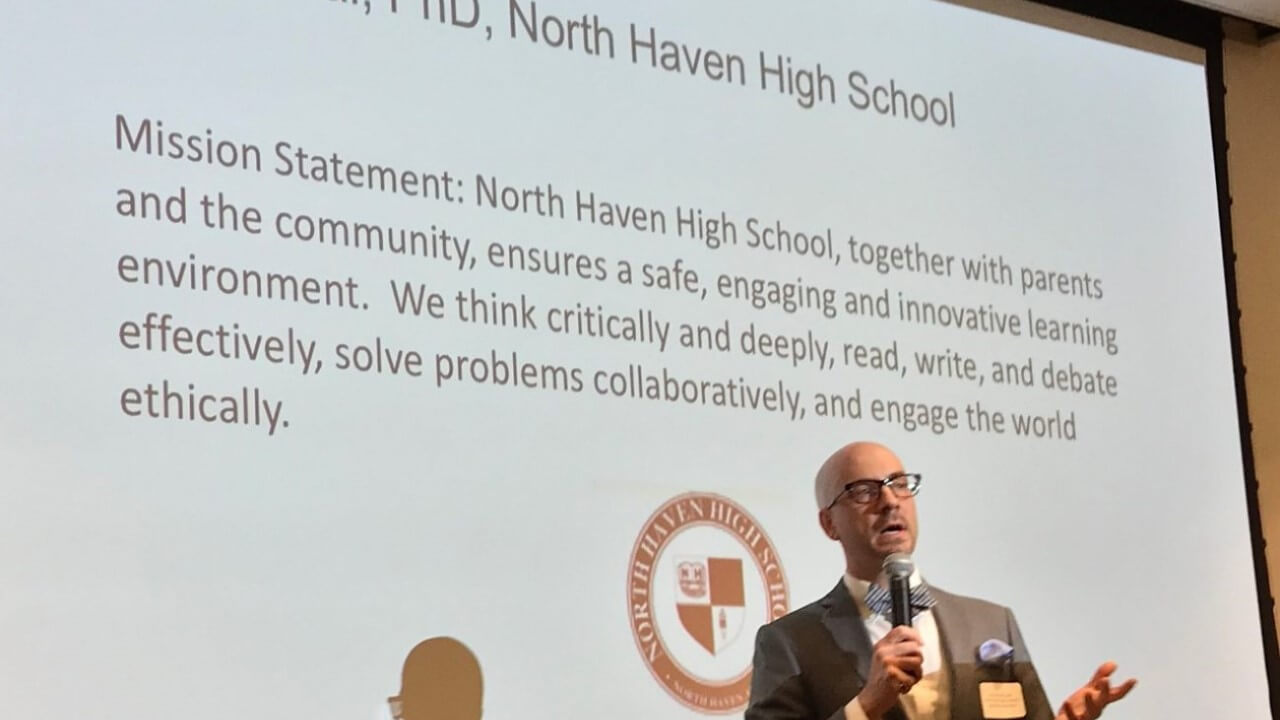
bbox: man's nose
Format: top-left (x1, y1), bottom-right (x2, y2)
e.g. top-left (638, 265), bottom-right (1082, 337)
top-left (874, 483), bottom-right (899, 510)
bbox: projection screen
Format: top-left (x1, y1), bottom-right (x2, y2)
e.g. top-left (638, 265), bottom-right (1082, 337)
top-left (0, 0), bottom-right (1271, 718)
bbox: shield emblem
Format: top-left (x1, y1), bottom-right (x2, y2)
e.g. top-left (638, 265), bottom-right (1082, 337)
top-left (674, 557), bottom-right (745, 655)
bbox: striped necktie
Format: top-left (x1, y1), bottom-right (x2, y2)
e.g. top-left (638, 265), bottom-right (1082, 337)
top-left (864, 582), bottom-right (937, 621)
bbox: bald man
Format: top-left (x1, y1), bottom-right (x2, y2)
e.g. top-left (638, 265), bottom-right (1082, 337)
top-left (745, 442), bottom-right (1135, 720)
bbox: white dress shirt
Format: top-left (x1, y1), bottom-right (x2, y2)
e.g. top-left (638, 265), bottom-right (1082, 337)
top-left (842, 570), bottom-right (950, 720)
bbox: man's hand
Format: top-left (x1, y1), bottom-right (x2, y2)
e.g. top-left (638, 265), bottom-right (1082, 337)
top-left (1055, 661), bottom-right (1137, 720)
top-left (856, 626), bottom-right (923, 719)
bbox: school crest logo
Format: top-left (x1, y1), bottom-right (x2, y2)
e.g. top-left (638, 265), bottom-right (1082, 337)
top-left (627, 492), bottom-right (789, 714)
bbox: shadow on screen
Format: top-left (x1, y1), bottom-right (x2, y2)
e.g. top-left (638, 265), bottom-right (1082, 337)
top-left (388, 636), bottom-right (483, 720)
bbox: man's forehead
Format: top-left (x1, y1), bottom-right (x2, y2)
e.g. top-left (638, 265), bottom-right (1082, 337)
top-left (829, 442), bottom-right (904, 479)
top-left (814, 441), bottom-right (906, 507)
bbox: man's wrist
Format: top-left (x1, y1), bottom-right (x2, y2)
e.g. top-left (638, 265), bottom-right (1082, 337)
top-left (854, 691), bottom-right (881, 720)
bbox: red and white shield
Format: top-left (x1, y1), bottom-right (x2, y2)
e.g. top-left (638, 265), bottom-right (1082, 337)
top-left (674, 556), bottom-right (745, 655)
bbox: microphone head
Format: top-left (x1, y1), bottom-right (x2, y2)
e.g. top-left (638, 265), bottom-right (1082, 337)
top-left (882, 553), bottom-right (914, 579)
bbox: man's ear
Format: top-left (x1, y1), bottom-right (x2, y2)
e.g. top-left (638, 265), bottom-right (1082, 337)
top-left (817, 509), bottom-right (840, 541)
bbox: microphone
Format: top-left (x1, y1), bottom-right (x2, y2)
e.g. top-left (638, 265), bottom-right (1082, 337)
top-left (883, 553), bottom-right (914, 627)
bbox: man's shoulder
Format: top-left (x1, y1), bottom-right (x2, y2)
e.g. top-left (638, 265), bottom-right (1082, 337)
top-left (756, 585), bottom-right (839, 637)
top-left (755, 581), bottom-right (1019, 639)
top-left (929, 584), bottom-right (1019, 625)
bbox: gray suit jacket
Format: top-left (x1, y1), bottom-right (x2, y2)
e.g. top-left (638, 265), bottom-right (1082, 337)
top-left (746, 581), bottom-right (1053, 720)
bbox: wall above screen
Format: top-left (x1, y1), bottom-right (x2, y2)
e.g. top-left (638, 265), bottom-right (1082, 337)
top-left (1185, 0), bottom-right (1280, 31)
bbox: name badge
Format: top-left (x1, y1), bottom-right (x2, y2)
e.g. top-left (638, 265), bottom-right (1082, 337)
top-left (979, 682), bottom-right (1027, 719)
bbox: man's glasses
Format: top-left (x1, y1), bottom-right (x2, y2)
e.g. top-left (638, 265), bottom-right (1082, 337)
top-left (825, 473), bottom-right (922, 509)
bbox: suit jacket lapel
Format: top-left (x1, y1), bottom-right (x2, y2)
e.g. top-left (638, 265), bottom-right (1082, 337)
top-left (930, 587), bottom-right (977, 720)
top-left (819, 580), bottom-right (910, 720)
top-left (819, 580), bottom-right (873, 683)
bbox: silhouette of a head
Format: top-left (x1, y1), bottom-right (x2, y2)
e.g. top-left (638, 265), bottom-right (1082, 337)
top-left (389, 636), bottom-right (483, 720)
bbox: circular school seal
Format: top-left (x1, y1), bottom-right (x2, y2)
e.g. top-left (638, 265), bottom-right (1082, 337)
top-left (626, 492), bottom-right (789, 714)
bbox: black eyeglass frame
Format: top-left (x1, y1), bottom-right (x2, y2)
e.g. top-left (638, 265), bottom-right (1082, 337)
top-left (824, 472), bottom-right (923, 510)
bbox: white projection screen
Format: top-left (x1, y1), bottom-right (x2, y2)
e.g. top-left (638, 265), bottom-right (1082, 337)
top-left (1, 1), bottom-right (1272, 718)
